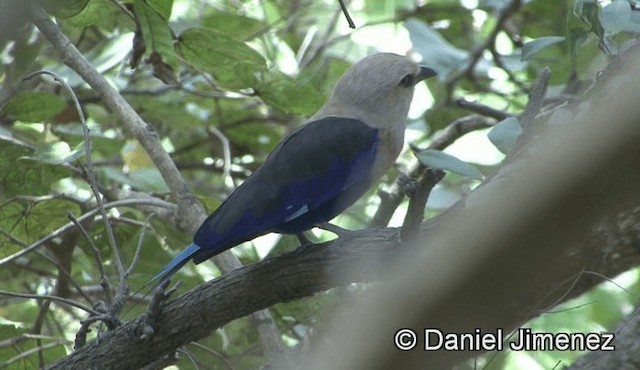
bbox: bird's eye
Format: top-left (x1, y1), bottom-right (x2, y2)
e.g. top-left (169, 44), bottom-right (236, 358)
top-left (399, 74), bottom-right (414, 87)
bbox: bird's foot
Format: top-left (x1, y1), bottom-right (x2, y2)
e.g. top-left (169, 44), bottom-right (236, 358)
top-left (316, 222), bottom-right (357, 238)
top-left (294, 232), bottom-right (319, 254)
top-left (296, 232), bottom-right (315, 246)
top-left (140, 280), bottom-right (179, 339)
top-left (398, 173), bottom-right (420, 198)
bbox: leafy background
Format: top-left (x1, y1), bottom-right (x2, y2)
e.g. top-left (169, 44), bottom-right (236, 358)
top-left (1, 0), bottom-right (639, 368)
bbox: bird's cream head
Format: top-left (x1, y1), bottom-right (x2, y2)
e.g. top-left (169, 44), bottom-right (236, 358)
top-left (315, 53), bottom-right (436, 129)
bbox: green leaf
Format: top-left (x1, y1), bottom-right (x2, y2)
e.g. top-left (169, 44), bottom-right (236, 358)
top-left (405, 18), bottom-right (468, 78)
top-left (234, 63), bottom-right (324, 115)
top-left (25, 141), bottom-right (85, 165)
top-left (521, 36), bottom-right (565, 61)
top-left (600, 0), bottom-right (631, 34)
top-left (0, 137), bottom-right (73, 196)
top-left (176, 27), bottom-right (266, 88)
top-left (66, 0), bottom-right (115, 28)
top-left (146, 0), bottom-right (173, 19)
top-left (569, 27), bottom-right (589, 59)
top-left (575, 0), bottom-right (605, 39)
top-left (0, 197), bottom-right (81, 247)
top-left (41, 0), bottom-right (89, 18)
top-left (133, 0), bottom-right (178, 84)
top-left (101, 167), bottom-right (169, 193)
top-left (3, 92), bottom-right (66, 122)
top-left (487, 117), bottom-right (523, 154)
top-left (415, 149), bottom-right (484, 181)
top-left (201, 11), bottom-right (266, 40)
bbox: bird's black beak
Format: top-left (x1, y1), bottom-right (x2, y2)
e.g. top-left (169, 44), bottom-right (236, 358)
top-left (416, 66), bottom-right (438, 83)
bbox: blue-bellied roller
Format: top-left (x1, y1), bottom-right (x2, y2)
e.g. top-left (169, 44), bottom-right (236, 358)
top-left (150, 53), bottom-right (437, 286)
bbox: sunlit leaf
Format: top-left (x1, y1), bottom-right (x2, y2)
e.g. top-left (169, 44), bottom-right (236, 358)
top-left (521, 36), bottom-right (565, 61)
top-left (133, 0), bottom-right (178, 84)
top-left (416, 149), bottom-right (484, 181)
top-left (201, 11), bottom-right (266, 40)
top-left (234, 63), bottom-right (324, 115)
top-left (3, 92), bottom-right (66, 122)
top-left (0, 137), bottom-right (73, 196)
top-left (101, 167), bottom-right (169, 193)
top-left (176, 27), bottom-right (265, 88)
top-left (487, 117), bottom-right (523, 154)
top-left (147, 0), bottom-right (173, 19)
top-left (600, 0), bottom-right (631, 34)
top-left (41, 0), bottom-right (89, 18)
top-left (405, 18), bottom-right (469, 78)
top-left (24, 141), bottom-right (85, 165)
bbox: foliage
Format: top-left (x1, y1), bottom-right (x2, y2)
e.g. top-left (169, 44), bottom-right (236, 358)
top-left (0, 0), bottom-right (638, 368)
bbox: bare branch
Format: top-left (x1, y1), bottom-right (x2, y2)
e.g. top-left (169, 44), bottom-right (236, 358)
top-left (42, 204), bottom-right (640, 369)
top-left (127, 213), bottom-right (155, 277)
top-left (371, 115), bottom-right (494, 227)
top-left (0, 198), bottom-right (173, 267)
top-left (455, 98), bottom-right (513, 121)
top-left (27, 2), bottom-right (287, 360)
top-left (400, 169), bottom-right (445, 242)
top-left (337, 0), bottom-right (356, 29)
top-left (27, 2), bottom-right (200, 229)
top-left (0, 290), bottom-right (100, 316)
top-left (67, 211), bottom-right (113, 305)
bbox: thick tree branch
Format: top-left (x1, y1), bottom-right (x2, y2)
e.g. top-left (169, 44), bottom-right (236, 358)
top-left (43, 201), bottom-right (640, 369)
top-left (568, 302), bottom-right (640, 369)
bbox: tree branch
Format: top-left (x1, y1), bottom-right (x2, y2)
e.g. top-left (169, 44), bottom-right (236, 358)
top-left (28, 2), bottom-right (288, 361)
top-left (371, 114), bottom-right (494, 227)
top-left (568, 302), bottom-right (640, 369)
top-left (305, 46), bottom-right (640, 370)
top-left (42, 200), bottom-right (640, 369)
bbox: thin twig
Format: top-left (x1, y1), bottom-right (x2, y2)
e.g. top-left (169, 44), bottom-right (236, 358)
top-left (444, 0), bottom-right (522, 96)
top-left (489, 47), bottom-right (528, 91)
top-left (519, 67), bottom-right (551, 128)
top-left (300, 5), bottom-right (345, 69)
top-left (455, 98), bottom-right (512, 120)
top-left (107, 0), bottom-right (135, 21)
top-left (1, 340), bottom-right (68, 369)
top-left (28, 2), bottom-right (287, 360)
top-left (67, 211), bottom-right (113, 305)
top-left (371, 115), bottom-right (494, 227)
top-left (176, 348), bottom-right (200, 370)
top-left (28, 2), bottom-right (202, 229)
top-left (31, 300), bottom-right (51, 368)
top-left (0, 333), bottom-right (60, 349)
top-left (0, 198), bottom-right (174, 267)
top-left (208, 127), bottom-right (233, 189)
top-left (337, 0), bottom-right (356, 28)
top-left (0, 290), bottom-right (100, 316)
top-left (23, 70), bottom-right (125, 279)
top-left (189, 342), bottom-right (235, 370)
top-left (126, 212), bottom-right (155, 276)
top-left (0, 222), bottom-right (95, 305)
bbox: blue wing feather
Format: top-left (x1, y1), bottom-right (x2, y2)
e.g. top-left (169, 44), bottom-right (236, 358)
top-left (148, 243), bottom-right (199, 287)
top-left (151, 117), bottom-right (379, 283)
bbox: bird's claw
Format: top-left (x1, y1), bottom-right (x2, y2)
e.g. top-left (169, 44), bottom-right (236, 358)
top-left (316, 222), bottom-right (357, 238)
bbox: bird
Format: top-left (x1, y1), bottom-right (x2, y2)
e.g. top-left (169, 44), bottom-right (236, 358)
top-left (150, 53), bottom-right (437, 287)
